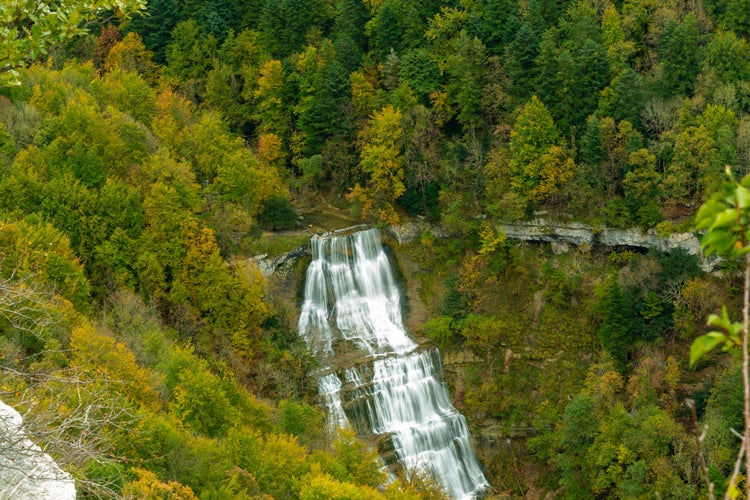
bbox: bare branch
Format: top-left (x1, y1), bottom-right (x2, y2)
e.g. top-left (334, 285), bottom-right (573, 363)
top-left (725, 430), bottom-right (746, 500)
top-left (743, 251), bottom-right (750, 499)
top-left (0, 276), bottom-right (58, 340)
top-left (686, 398), bottom-right (714, 500)
top-left (0, 365), bottom-right (141, 497)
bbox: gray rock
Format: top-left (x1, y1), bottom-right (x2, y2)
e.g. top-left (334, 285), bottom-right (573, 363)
top-left (494, 218), bottom-right (718, 271)
top-left (251, 244), bottom-right (309, 277)
top-left (0, 400), bottom-right (76, 500)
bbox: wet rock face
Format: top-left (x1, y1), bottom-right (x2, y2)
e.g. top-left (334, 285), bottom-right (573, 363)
top-left (298, 229), bottom-right (489, 499)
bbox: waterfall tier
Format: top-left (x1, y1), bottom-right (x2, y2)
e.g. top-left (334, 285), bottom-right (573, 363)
top-left (299, 228), bottom-right (489, 499)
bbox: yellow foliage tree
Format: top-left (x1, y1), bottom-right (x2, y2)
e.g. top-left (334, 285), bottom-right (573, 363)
top-left (257, 132), bottom-right (286, 175)
top-left (253, 60), bottom-right (288, 137)
top-left (104, 32), bottom-right (159, 83)
top-left (349, 105), bottom-right (405, 223)
top-left (123, 468), bottom-right (199, 499)
top-left (70, 323), bottom-right (160, 409)
top-left (298, 466), bottom-right (384, 500)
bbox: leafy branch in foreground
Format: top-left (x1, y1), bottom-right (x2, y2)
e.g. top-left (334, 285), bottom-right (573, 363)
top-left (691, 167), bottom-right (750, 499)
top-left (0, 0), bottom-right (146, 86)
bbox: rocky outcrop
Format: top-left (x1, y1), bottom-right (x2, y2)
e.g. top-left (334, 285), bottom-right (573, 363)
top-left (500, 219), bottom-right (720, 271)
top-left (388, 219), bottom-right (720, 271)
top-left (0, 400), bottom-right (76, 500)
top-left (498, 220), bottom-right (593, 247)
top-left (251, 244), bottom-right (309, 277)
top-left (385, 221), bottom-right (451, 245)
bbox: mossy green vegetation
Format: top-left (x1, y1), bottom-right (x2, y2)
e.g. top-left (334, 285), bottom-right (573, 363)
top-left (400, 222), bottom-right (741, 496)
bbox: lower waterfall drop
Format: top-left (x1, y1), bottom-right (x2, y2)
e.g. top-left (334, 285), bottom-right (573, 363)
top-left (299, 228), bottom-right (489, 499)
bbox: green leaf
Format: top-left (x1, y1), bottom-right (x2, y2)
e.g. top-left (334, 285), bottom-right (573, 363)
top-left (707, 305), bottom-right (732, 329)
top-left (701, 229), bottom-right (734, 256)
top-left (710, 207), bottom-right (738, 230)
top-left (695, 200), bottom-right (726, 230)
top-left (690, 332), bottom-right (728, 367)
top-left (706, 313), bottom-right (723, 329)
top-left (727, 320), bottom-right (744, 342)
top-left (736, 185), bottom-right (750, 209)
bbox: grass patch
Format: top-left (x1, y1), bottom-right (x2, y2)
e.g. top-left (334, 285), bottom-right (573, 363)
top-left (247, 233), bottom-right (310, 258)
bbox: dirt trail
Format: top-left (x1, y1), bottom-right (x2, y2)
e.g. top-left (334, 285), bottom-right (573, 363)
top-left (299, 203), bottom-right (359, 233)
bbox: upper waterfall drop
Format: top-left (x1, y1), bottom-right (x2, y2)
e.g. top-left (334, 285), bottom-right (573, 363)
top-left (298, 228), bottom-right (489, 499)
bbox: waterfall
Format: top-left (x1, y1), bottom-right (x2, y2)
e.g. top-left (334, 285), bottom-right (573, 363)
top-left (299, 228), bottom-right (489, 499)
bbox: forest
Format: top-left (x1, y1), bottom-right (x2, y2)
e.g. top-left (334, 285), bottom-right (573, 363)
top-left (2, 0), bottom-right (750, 497)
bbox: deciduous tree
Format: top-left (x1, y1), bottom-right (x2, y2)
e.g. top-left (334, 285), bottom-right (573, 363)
top-left (507, 96), bottom-right (575, 210)
top-left (350, 104), bottom-right (405, 223)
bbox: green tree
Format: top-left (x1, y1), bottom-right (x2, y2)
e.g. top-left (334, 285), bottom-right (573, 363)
top-left (103, 32), bottom-right (159, 83)
top-left (444, 33), bottom-right (489, 132)
top-left (623, 148), bottom-right (661, 206)
top-left (507, 96), bottom-right (575, 210)
top-left (328, 428), bottom-right (386, 488)
top-left (369, 4), bottom-right (403, 60)
top-left (703, 30), bottom-right (750, 85)
top-left (297, 60), bottom-right (350, 156)
top-left (226, 427), bottom-right (310, 498)
top-left (597, 281), bottom-right (642, 373)
top-left (458, 314), bottom-right (506, 374)
top-left (556, 395), bottom-right (599, 496)
top-left (597, 117), bottom-right (641, 197)
top-left (661, 125), bottom-right (719, 207)
top-left (598, 68), bottom-right (645, 126)
top-left (559, 39), bottom-right (609, 133)
top-left (257, 195), bottom-right (298, 230)
top-left (400, 104), bottom-right (442, 218)
top-left (164, 20), bottom-right (217, 100)
top-left (253, 59), bottom-right (290, 137)
top-left (658, 13), bottom-right (701, 97)
top-left (125, 0), bottom-right (182, 63)
top-left (601, 5), bottom-right (634, 76)
top-left (333, 0), bottom-right (369, 52)
top-left (181, 0), bottom-right (236, 40)
top-left (399, 49), bottom-right (441, 102)
top-left (204, 30), bottom-right (268, 132)
top-left (704, 0), bottom-right (750, 38)
top-left (468, 0), bottom-right (520, 50)
top-left (504, 22), bottom-right (540, 99)
top-left (258, 0), bottom-right (326, 58)
top-left (94, 66), bottom-right (157, 124)
top-left (0, 216), bottom-right (89, 351)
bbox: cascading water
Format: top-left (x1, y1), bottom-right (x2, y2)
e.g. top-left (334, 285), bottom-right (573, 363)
top-left (299, 228), bottom-right (489, 499)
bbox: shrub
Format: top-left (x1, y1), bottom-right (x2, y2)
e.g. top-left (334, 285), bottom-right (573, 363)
top-left (257, 195), bottom-right (298, 231)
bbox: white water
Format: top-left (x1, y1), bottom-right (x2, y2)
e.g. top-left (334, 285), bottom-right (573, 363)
top-left (299, 228), bottom-right (489, 499)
